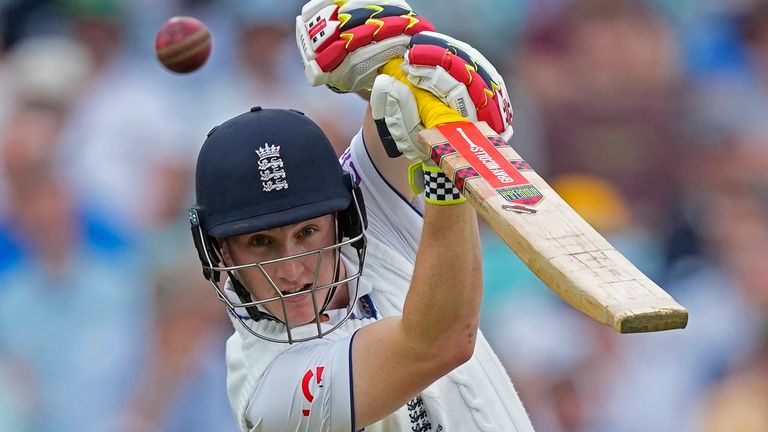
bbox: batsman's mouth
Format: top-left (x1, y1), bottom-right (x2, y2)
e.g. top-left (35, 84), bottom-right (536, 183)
top-left (281, 284), bottom-right (313, 303)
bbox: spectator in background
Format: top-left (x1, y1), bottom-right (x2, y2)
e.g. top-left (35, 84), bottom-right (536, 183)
top-left (0, 360), bottom-right (33, 431)
top-left (0, 4), bottom-right (243, 431)
top-left (693, 143), bottom-right (768, 432)
top-left (517, 0), bottom-right (687, 232)
top-left (490, 2), bottom-right (768, 429)
top-left (0, 13), bottom-right (10, 134)
top-left (700, 325), bottom-right (768, 432)
top-left (650, 0), bottom-right (755, 77)
top-left (743, 0), bottom-right (768, 79)
top-left (688, 0), bottom-right (768, 150)
top-left (0, 35), bottom-right (92, 216)
top-left (0, 35), bottom-right (11, 214)
top-left (483, 155), bottom-right (764, 432)
top-left (117, 252), bottom-right (237, 432)
top-left (56, 0), bottom-right (192, 229)
top-left (663, 0), bottom-right (768, 306)
top-left (0, 100), bottom-right (150, 431)
top-left (592, 122), bottom-right (768, 431)
top-left (408, 0), bottom-right (528, 65)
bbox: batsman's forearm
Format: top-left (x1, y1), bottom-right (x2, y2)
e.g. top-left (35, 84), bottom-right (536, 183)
top-left (402, 202), bottom-right (483, 357)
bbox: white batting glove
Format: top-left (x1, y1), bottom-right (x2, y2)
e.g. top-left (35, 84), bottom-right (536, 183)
top-left (370, 73), bottom-right (428, 161)
top-left (296, 0), bottom-right (434, 93)
top-left (402, 31), bottom-right (514, 142)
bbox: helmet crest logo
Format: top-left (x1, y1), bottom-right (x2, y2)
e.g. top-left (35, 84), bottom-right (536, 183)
top-left (257, 143), bottom-right (288, 192)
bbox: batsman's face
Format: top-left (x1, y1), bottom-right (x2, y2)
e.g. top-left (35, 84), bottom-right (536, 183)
top-left (221, 215), bottom-right (343, 326)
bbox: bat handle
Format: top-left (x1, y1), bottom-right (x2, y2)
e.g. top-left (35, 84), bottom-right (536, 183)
top-left (379, 58), bottom-right (466, 129)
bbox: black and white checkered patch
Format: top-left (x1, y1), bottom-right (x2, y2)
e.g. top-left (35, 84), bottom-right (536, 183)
top-left (423, 169), bottom-right (463, 203)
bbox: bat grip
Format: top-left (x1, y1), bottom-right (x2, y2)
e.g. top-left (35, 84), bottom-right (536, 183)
top-left (379, 58), bottom-right (466, 129)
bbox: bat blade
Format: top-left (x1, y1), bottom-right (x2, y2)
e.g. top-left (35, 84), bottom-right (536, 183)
top-left (419, 121), bottom-right (688, 333)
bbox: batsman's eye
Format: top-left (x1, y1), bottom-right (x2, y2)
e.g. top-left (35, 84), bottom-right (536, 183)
top-left (248, 235), bottom-right (272, 248)
top-left (298, 226), bottom-right (318, 239)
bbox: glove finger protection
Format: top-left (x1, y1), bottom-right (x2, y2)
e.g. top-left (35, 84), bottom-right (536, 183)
top-left (370, 74), bottom-right (427, 161)
top-left (402, 31), bottom-right (514, 143)
top-left (296, 0), bottom-right (434, 93)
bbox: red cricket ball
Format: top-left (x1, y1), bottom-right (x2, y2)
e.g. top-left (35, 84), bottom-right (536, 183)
top-left (155, 16), bottom-right (212, 74)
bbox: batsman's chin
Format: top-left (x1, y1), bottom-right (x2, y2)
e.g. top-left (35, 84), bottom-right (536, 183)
top-left (270, 294), bottom-right (323, 328)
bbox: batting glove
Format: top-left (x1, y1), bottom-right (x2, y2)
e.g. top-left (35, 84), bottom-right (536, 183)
top-left (370, 73), bottom-right (427, 161)
top-left (370, 66), bottom-right (466, 205)
top-left (371, 33), bottom-right (514, 164)
top-left (296, 0), bottom-right (434, 93)
top-left (403, 31), bottom-right (514, 142)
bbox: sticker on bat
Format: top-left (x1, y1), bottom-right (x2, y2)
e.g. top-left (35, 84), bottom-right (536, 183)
top-left (435, 123), bottom-right (543, 208)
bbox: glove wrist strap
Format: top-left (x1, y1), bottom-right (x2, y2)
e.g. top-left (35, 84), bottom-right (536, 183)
top-left (409, 161), bottom-right (466, 205)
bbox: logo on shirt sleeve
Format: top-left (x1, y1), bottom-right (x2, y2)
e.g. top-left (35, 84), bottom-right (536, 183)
top-left (301, 366), bottom-right (325, 417)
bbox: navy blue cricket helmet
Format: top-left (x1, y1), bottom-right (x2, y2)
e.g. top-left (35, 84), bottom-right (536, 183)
top-left (188, 107), bottom-right (367, 343)
top-left (194, 106), bottom-right (355, 238)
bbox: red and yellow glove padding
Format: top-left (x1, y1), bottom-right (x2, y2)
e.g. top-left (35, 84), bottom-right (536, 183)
top-left (314, 6), bottom-right (434, 74)
top-left (405, 33), bottom-right (513, 135)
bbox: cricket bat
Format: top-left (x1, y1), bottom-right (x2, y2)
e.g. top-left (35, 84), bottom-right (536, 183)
top-left (381, 59), bottom-right (688, 333)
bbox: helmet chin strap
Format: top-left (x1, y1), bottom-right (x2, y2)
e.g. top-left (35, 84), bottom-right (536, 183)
top-left (318, 250), bottom-right (342, 315)
top-left (228, 270), bottom-right (276, 322)
top-left (317, 215), bottom-right (348, 317)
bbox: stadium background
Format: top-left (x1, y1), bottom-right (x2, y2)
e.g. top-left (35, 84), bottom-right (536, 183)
top-left (0, 0), bottom-right (766, 430)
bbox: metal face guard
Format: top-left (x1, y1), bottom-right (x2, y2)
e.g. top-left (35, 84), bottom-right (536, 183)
top-left (197, 194), bottom-right (367, 344)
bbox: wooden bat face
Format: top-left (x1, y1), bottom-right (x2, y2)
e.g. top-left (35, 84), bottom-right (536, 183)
top-left (419, 121), bottom-right (688, 333)
top-left (377, 57), bottom-right (687, 333)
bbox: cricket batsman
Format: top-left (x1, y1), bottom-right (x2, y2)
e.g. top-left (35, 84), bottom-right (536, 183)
top-left (189, 1), bottom-right (533, 430)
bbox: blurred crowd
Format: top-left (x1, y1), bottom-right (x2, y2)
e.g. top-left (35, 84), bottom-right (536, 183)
top-left (0, 0), bottom-right (765, 431)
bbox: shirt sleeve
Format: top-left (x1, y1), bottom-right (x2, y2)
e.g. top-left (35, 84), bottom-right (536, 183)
top-left (340, 131), bottom-right (424, 263)
top-left (245, 332), bottom-right (359, 432)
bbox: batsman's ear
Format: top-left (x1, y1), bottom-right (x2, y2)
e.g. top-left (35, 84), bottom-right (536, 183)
top-left (218, 240), bottom-right (233, 267)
